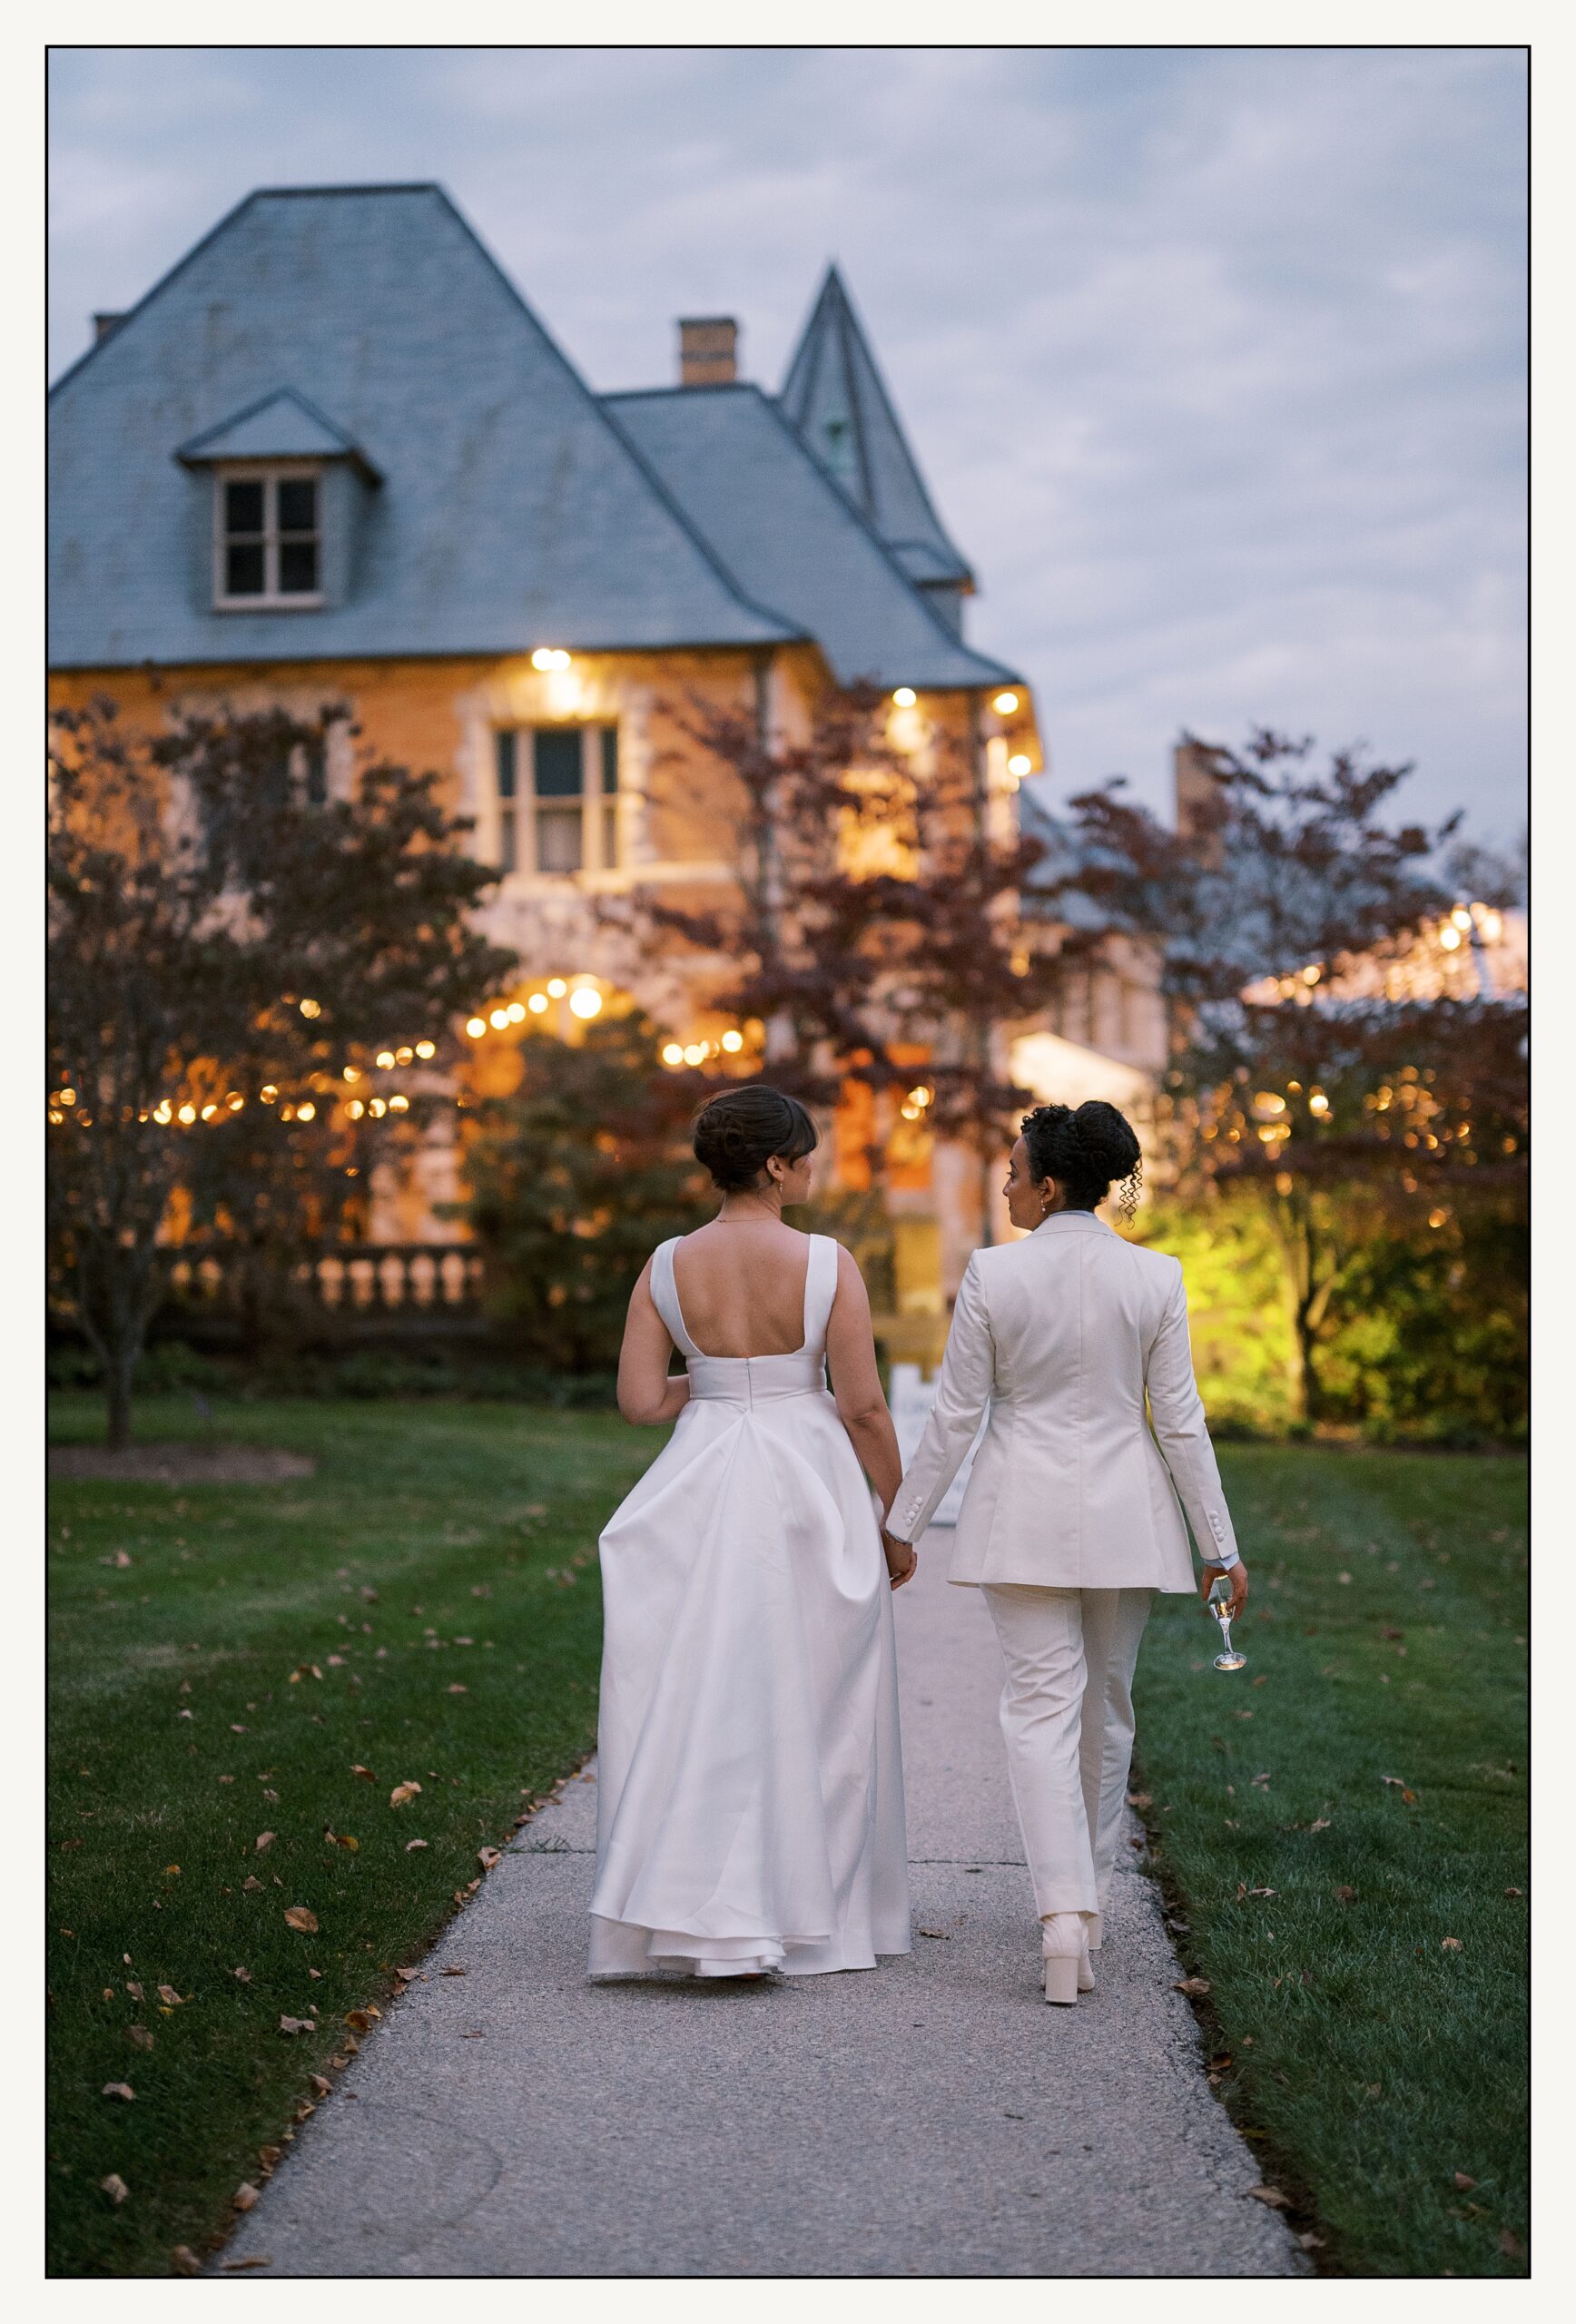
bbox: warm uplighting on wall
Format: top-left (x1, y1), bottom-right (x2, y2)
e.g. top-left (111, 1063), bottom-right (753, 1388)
top-left (891, 687), bottom-right (917, 708)
top-left (531, 647), bottom-right (572, 672)
top-left (992, 692), bottom-right (1019, 715)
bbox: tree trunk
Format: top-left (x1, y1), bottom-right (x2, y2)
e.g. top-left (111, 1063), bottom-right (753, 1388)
top-left (104, 1350), bottom-right (134, 1450)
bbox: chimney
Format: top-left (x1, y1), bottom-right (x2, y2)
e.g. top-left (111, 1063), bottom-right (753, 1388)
top-left (678, 316), bottom-right (738, 387)
top-left (1174, 738), bottom-right (1228, 832)
top-left (93, 312), bottom-right (126, 344)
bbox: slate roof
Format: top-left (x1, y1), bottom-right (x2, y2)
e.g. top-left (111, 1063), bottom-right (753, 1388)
top-left (49, 182), bottom-right (1011, 694)
top-left (779, 265), bottom-right (972, 590)
top-left (49, 184), bottom-right (793, 669)
top-left (606, 385), bottom-right (1017, 693)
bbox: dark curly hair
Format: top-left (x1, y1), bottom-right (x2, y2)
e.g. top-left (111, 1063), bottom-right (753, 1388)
top-left (1020, 1099), bottom-right (1143, 1219)
top-left (693, 1083), bottom-right (820, 1193)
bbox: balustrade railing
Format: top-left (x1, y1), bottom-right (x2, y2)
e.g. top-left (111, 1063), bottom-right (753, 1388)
top-left (162, 1242), bottom-right (487, 1318)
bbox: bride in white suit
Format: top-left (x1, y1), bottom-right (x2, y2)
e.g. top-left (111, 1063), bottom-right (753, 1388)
top-left (883, 1099), bottom-right (1249, 2005)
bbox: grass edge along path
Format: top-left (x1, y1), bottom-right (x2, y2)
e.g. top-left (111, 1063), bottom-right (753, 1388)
top-left (1128, 1445), bottom-right (1527, 2280)
top-left (47, 1394), bottom-right (661, 2279)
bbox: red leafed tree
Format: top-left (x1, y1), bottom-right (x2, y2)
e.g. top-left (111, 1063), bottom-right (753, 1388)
top-left (606, 682), bottom-right (1064, 1173)
top-left (1052, 729), bottom-right (1526, 1421)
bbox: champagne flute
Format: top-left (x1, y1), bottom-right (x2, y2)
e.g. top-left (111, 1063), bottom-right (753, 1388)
top-left (1208, 1573), bottom-right (1246, 1672)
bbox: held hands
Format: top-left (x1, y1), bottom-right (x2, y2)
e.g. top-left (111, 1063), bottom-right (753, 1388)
top-left (1200, 1559), bottom-right (1249, 1620)
top-left (882, 1531), bottom-right (919, 1591)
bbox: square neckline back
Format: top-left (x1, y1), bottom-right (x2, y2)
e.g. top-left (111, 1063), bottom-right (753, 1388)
top-left (660, 1231), bottom-right (835, 1362)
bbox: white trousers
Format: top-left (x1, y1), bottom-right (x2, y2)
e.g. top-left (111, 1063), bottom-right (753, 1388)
top-left (981, 1584), bottom-right (1154, 1920)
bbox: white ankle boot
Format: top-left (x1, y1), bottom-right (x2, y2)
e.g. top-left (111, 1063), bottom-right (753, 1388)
top-left (1040, 1914), bottom-right (1086, 2006)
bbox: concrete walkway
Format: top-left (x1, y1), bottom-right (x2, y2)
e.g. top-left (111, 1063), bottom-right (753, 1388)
top-left (223, 1536), bottom-right (1306, 2277)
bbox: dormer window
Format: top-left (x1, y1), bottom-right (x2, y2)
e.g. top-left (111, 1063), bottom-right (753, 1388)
top-left (215, 468), bottom-right (322, 607)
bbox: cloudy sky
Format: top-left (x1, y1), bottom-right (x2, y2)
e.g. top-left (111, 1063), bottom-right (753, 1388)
top-left (48, 45), bottom-right (1526, 838)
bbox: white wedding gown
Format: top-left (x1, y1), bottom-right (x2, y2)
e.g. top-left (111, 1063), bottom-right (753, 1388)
top-left (589, 1233), bottom-right (911, 1978)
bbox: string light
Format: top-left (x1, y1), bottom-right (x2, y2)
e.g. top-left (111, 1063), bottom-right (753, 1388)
top-left (569, 987), bottom-right (603, 1019)
top-left (376, 1049), bottom-right (397, 1068)
top-left (662, 1041), bottom-right (685, 1066)
top-left (721, 1029), bottom-right (744, 1053)
top-left (547, 978), bottom-right (567, 999)
top-left (466, 1018), bottom-right (487, 1039)
top-left (488, 1008), bottom-right (510, 1029)
top-left (416, 1039), bottom-right (437, 1059)
top-left (505, 1003), bottom-right (526, 1024)
top-left (395, 1045), bottom-right (415, 1063)
top-left (299, 998), bottom-right (321, 1019)
top-left (527, 993), bottom-right (549, 1015)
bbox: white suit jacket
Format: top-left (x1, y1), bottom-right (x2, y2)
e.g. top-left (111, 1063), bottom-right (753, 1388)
top-left (886, 1209), bottom-right (1238, 1592)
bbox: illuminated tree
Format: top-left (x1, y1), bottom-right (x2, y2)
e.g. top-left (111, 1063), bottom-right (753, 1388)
top-left (47, 697), bottom-right (515, 1443)
top-left (607, 681), bottom-right (1062, 1173)
top-left (1056, 730), bottom-right (1526, 1422)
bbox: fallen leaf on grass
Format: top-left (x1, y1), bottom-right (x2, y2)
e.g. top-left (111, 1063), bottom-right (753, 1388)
top-left (322, 1828), bottom-right (360, 1852)
top-left (344, 2007), bottom-right (381, 2032)
top-left (394, 1966), bottom-right (419, 1982)
top-left (171, 2246), bottom-right (202, 2274)
top-left (1500, 2230), bottom-right (1524, 2260)
top-left (1505, 1886), bottom-right (1522, 1898)
top-left (254, 1832), bottom-right (275, 1854)
top-left (446, 1683), bottom-right (468, 1695)
top-left (232, 1966), bottom-right (251, 1984)
top-left (1442, 1936), bottom-right (1463, 1951)
top-left (1173, 1977), bottom-right (1211, 1996)
top-left (309, 1968), bottom-right (322, 1981)
top-left (258, 2145), bottom-right (281, 2171)
top-left (1308, 1818), bottom-right (1332, 1832)
top-left (1248, 1887), bottom-right (1278, 1899)
top-left (389, 1781), bottom-right (422, 1808)
top-left (1247, 2186), bottom-right (1290, 2208)
top-left (232, 2183), bottom-right (259, 2212)
top-left (1454, 2171), bottom-right (1477, 2191)
top-left (1335, 1886), bottom-right (1357, 1904)
top-left (156, 1984), bottom-right (182, 2006)
top-left (123, 1981), bottom-right (143, 2002)
top-left (405, 1839), bottom-right (428, 1853)
top-left (283, 1906), bottom-right (319, 1934)
top-left (127, 2026), bottom-right (154, 2051)
top-left (102, 2083), bottom-right (135, 2102)
top-left (478, 1847), bottom-right (501, 1870)
top-left (101, 2173), bottom-right (129, 2205)
top-left (310, 2074), bottom-right (331, 2097)
top-left (242, 1876), bottom-right (264, 1894)
top-left (278, 2016), bottom-right (313, 2036)
top-left (288, 1666), bottom-right (323, 1684)
top-left (350, 1764), bottom-right (375, 1782)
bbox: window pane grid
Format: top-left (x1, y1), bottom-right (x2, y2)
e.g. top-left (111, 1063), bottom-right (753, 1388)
top-left (216, 472), bottom-right (322, 604)
top-left (492, 723), bottom-right (620, 877)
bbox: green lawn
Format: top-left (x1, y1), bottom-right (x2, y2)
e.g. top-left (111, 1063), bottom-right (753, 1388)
top-left (1132, 1446), bottom-right (1528, 2279)
top-left (49, 1407), bottom-right (1527, 2280)
top-left (46, 1393), bottom-right (660, 2280)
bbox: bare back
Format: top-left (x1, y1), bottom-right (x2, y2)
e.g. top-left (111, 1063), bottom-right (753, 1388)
top-left (671, 1218), bottom-right (813, 1358)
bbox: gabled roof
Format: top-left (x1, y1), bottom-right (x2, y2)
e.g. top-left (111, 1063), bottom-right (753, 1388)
top-left (175, 386), bottom-right (381, 480)
top-left (779, 265), bottom-right (973, 591)
top-left (49, 184), bottom-right (795, 668)
top-left (606, 384), bottom-right (1018, 694)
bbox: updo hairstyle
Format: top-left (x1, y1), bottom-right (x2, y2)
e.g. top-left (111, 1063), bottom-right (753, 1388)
top-left (1021, 1099), bottom-right (1143, 1218)
top-left (693, 1083), bottom-right (820, 1194)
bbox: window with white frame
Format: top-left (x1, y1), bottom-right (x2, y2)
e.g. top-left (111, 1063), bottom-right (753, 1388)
top-left (494, 725), bottom-right (620, 876)
top-left (213, 468), bottom-right (323, 607)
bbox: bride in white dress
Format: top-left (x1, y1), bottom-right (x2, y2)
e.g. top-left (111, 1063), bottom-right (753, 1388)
top-left (589, 1084), bottom-right (915, 1981)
